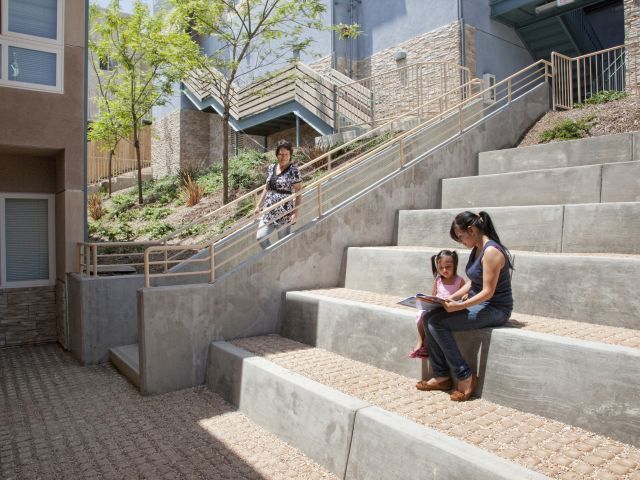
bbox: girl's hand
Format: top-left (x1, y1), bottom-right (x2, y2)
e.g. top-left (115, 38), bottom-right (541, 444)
top-left (443, 299), bottom-right (465, 313)
top-left (461, 294), bottom-right (469, 301)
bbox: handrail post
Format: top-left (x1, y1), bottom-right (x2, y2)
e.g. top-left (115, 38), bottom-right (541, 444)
top-left (458, 104), bottom-right (463, 134)
top-left (333, 84), bottom-right (338, 133)
top-left (327, 153), bottom-right (332, 171)
top-left (163, 241), bottom-right (168, 273)
top-left (92, 245), bottom-right (98, 277)
top-left (144, 248), bottom-right (150, 288)
top-left (209, 242), bottom-right (215, 284)
top-left (399, 139), bottom-right (405, 167)
top-left (507, 78), bottom-right (512, 103)
top-left (317, 184), bottom-right (323, 217)
top-left (576, 59), bottom-right (581, 104)
top-left (77, 244), bottom-right (82, 274)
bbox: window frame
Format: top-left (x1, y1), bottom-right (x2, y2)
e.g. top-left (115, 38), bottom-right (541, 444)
top-left (0, 193), bottom-right (56, 289)
top-left (0, 0), bottom-right (65, 93)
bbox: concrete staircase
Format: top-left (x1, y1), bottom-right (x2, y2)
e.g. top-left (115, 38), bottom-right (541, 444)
top-left (204, 133), bottom-right (640, 479)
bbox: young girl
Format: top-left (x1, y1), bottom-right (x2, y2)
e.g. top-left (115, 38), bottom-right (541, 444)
top-left (409, 250), bottom-right (465, 358)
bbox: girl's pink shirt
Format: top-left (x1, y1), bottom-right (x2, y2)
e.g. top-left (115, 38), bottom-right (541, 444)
top-left (435, 275), bottom-right (464, 298)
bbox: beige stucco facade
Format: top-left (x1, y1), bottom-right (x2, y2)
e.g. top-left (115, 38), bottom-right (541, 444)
top-left (0, 1), bottom-right (86, 348)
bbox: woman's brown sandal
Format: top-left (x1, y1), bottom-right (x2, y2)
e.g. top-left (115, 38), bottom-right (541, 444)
top-left (450, 374), bottom-right (478, 401)
top-left (416, 378), bottom-right (453, 391)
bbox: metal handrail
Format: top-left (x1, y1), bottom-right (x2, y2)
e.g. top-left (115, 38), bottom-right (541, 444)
top-left (142, 59), bottom-right (551, 287)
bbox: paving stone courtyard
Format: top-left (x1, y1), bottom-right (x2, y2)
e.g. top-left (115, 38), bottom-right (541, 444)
top-left (0, 344), bottom-right (336, 480)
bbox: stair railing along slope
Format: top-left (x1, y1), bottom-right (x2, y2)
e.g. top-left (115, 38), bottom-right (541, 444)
top-left (335, 61), bottom-right (472, 132)
top-left (552, 39), bottom-right (639, 109)
top-left (141, 60), bottom-right (551, 287)
top-left (78, 76), bottom-right (478, 277)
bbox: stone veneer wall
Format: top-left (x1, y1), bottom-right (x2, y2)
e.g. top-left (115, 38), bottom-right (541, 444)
top-left (266, 123), bottom-right (318, 150)
top-left (1, 286), bottom-right (57, 347)
top-left (624, 0), bottom-right (640, 93)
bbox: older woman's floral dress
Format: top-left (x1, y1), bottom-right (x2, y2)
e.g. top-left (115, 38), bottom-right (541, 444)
top-left (261, 163), bottom-right (302, 225)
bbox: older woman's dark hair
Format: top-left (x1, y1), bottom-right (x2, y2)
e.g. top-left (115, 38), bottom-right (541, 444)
top-left (450, 211), bottom-right (513, 269)
top-left (274, 139), bottom-right (293, 156)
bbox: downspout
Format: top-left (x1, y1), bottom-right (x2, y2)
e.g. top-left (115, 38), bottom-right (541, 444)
top-left (330, 0), bottom-right (335, 69)
top-left (83, 0), bottom-right (89, 242)
top-left (458, 0), bottom-right (466, 67)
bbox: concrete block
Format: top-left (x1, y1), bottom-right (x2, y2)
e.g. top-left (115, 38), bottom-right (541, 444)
top-left (511, 254), bottom-right (640, 329)
top-left (397, 206), bottom-right (564, 252)
top-left (282, 291), bottom-right (424, 379)
top-left (109, 344), bottom-right (140, 388)
top-left (601, 161), bottom-right (640, 203)
top-left (442, 164), bottom-right (602, 209)
top-left (68, 273), bottom-right (143, 365)
top-left (206, 341), bottom-right (368, 477)
top-left (479, 132), bottom-right (633, 175)
top-left (345, 407), bottom-right (546, 480)
top-left (562, 202), bottom-right (640, 254)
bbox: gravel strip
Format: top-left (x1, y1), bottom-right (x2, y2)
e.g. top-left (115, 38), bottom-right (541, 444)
top-left (302, 288), bottom-right (640, 350)
top-left (231, 335), bottom-right (640, 480)
top-left (0, 344), bottom-right (337, 480)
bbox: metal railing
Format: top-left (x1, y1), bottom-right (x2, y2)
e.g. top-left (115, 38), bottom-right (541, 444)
top-left (552, 42), bottom-right (638, 110)
top-left (335, 61), bottom-right (472, 132)
top-left (141, 60), bottom-right (551, 287)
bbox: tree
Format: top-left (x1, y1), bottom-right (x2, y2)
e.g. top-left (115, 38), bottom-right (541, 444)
top-left (90, 0), bottom-right (200, 204)
top-left (170, 0), bottom-right (328, 204)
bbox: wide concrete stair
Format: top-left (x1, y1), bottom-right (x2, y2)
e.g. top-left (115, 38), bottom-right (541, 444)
top-left (204, 132), bottom-right (640, 479)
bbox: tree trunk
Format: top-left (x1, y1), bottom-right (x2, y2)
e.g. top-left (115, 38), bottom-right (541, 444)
top-left (222, 110), bottom-right (230, 204)
top-left (133, 122), bottom-right (143, 205)
top-left (108, 149), bottom-right (114, 197)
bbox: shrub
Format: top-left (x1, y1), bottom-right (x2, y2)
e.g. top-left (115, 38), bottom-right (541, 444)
top-left (88, 193), bottom-right (105, 220)
top-left (229, 149), bottom-right (269, 190)
top-left (538, 115), bottom-right (595, 143)
top-left (181, 173), bottom-right (204, 206)
top-left (575, 90), bottom-right (628, 108)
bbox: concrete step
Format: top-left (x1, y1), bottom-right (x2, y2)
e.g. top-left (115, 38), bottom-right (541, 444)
top-left (343, 246), bottom-right (640, 329)
top-left (281, 287), bottom-right (640, 446)
top-left (207, 335), bottom-right (640, 479)
top-left (441, 161), bottom-right (640, 209)
top-left (109, 344), bottom-right (140, 388)
top-left (396, 203), bottom-right (640, 254)
top-left (478, 132), bottom-right (639, 175)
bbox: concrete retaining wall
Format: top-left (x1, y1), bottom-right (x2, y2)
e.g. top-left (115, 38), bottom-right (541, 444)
top-left (397, 202), bottom-right (640, 254)
top-left (68, 273), bottom-right (143, 365)
top-left (207, 341), bottom-right (546, 480)
top-left (137, 84), bottom-right (549, 395)
top-left (478, 131), bottom-right (639, 175)
top-left (343, 247), bottom-right (640, 329)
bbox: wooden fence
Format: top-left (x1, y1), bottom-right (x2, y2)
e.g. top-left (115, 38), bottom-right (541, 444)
top-left (87, 127), bottom-right (152, 185)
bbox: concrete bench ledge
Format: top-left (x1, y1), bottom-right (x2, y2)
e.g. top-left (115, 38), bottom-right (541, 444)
top-left (282, 288), bottom-right (640, 446)
top-left (478, 131), bottom-right (640, 175)
top-left (396, 202), bottom-right (640, 254)
top-left (441, 161), bottom-right (640, 209)
top-left (344, 246), bottom-right (640, 329)
top-left (206, 339), bottom-right (547, 480)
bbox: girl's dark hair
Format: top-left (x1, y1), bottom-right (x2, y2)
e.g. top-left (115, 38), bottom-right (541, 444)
top-left (430, 249), bottom-right (459, 277)
top-left (449, 211), bottom-right (513, 269)
top-left (275, 139), bottom-right (293, 157)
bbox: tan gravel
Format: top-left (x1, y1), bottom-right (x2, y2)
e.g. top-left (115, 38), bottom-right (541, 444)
top-left (518, 96), bottom-right (640, 147)
top-left (231, 335), bottom-right (640, 480)
top-left (0, 344), bottom-right (337, 480)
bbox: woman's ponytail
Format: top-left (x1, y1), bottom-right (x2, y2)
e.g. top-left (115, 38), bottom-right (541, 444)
top-left (450, 210), bottom-right (513, 269)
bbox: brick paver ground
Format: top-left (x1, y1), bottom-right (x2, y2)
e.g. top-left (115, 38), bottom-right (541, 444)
top-left (302, 288), bottom-right (640, 349)
top-left (0, 344), bottom-right (337, 480)
top-left (232, 335), bottom-right (640, 480)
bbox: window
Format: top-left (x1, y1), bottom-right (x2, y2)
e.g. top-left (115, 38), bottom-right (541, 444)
top-left (0, 194), bottom-right (56, 288)
top-left (0, 0), bottom-right (64, 92)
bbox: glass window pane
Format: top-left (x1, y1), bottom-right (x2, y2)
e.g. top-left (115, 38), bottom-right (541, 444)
top-left (8, 0), bottom-right (58, 40)
top-left (8, 46), bottom-right (56, 86)
top-left (5, 199), bottom-right (50, 282)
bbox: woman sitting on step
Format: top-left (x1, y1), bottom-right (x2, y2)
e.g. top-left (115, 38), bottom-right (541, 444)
top-left (415, 211), bottom-right (513, 401)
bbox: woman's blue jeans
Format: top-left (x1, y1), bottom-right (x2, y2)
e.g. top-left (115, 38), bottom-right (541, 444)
top-left (422, 303), bottom-right (510, 380)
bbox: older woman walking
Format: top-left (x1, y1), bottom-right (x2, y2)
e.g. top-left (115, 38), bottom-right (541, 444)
top-left (254, 140), bottom-right (302, 248)
top-left (416, 211), bottom-right (513, 402)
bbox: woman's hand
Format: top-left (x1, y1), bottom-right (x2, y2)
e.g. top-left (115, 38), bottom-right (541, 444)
top-left (253, 206), bottom-right (261, 216)
top-left (290, 211), bottom-right (298, 225)
top-left (443, 299), bottom-right (465, 313)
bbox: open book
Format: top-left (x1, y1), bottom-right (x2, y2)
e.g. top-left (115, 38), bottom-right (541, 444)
top-left (397, 293), bottom-right (447, 310)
